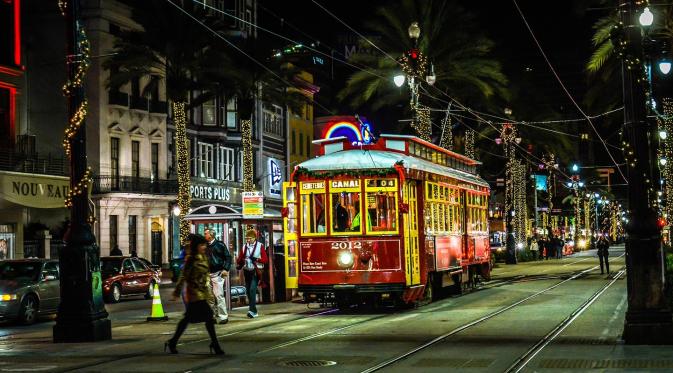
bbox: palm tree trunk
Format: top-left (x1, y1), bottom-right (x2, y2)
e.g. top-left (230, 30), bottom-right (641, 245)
top-left (242, 118), bottom-right (254, 192)
top-left (172, 101), bottom-right (191, 244)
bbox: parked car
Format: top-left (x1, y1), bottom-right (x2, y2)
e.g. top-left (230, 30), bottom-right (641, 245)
top-left (100, 256), bottom-right (160, 303)
top-left (0, 259), bottom-right (60, 325)
top-left (136, 257), bottom-right (162, 278)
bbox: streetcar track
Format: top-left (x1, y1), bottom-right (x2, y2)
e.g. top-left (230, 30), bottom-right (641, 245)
top-left (359, 254), bottom-right (625, 373)
top-left (504, 268), bottom-right (626, 373)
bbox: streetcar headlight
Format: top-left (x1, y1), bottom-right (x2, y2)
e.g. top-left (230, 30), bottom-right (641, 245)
top-left (337, 251), bottom-right (354, 269)
top-left (0, 294), bottom-right (17, 302)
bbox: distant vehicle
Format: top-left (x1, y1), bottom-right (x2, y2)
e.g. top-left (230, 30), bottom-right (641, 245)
top-left (0, 259), bottom-right (60, 325)
top-left (100, 256), bottom-right (160, 303)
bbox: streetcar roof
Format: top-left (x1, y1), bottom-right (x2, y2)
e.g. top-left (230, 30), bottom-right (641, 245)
top-left (297, 149), bottom-right (489, 188)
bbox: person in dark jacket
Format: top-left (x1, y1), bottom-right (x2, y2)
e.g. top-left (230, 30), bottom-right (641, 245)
top-left (204, 228), bottom-right (232, 324)
top-left (537, 237), bottom-right (546, 261)
top-left (166, 234), bottom-right (224, 355)
top-left (555, 236), bottom-right (564, 259)
top-left (597, 235), bottom-right (610, 274)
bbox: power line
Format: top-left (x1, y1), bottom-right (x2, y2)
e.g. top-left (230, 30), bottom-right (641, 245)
top-left (511, 0), bottom-right (628, 184)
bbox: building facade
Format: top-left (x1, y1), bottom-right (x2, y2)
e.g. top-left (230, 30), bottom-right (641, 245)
top-left (1, 0), bottom-right (71, 259)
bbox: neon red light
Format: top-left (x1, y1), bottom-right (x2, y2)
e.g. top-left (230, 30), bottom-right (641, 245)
top-left (14, 0), bottom-right (21, 66)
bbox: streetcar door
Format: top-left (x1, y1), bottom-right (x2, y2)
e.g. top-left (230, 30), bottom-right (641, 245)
top-left (403, 181), bottom-right (421, 286)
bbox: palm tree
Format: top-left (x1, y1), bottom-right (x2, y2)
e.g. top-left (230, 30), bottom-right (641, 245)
top-left (104, 1), bottom-right (234, 244)
top-left (338, 0), bottom-right (509, 136)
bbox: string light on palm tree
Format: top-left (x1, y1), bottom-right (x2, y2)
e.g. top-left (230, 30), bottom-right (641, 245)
top-left (173, 101), bottom-right (191, 244)
top-left (496, 122), bottom-right (521, 263)
top-left (542, 152), bottom-right (557, 235)
top-left (660, 98), bottom-right (673, 221)
top-left (465, 129), bottom-right (476, 159)
top-left (242, 118), bottom-right (254, 192)
top-left (439, 103), bottom-right (453, 150)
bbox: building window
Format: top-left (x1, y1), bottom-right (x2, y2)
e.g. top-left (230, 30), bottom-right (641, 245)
top-left (110, 215), bottom-right (118, 251)
top-left (263, 104), bottom-right (283, 137)
top-left (291, 130), bottom-right (296, 155)
top-left (299, 134), bottom-right (304, 156)
top-left (131, 140), bottom-right (140, 178)
top-left (198, 142), bottom-right (214, 178)
top-left (151, 143), bottom-right (159, 181)
top-left (218, 146), bottom-right (235, 181)
top-left (306, 135), bottom-right (310, 157)
top-left (128, 215), bottom-right (137, 255)
top-left (226, 97), bottom-right (237, 129)
top-left (203, 99), bottom-right (216, 126)
top-left (111, 137), bottom-right (120, 189)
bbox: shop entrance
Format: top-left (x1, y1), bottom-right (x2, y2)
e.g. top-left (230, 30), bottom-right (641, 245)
top-left (151, 220), bottom-right (163, 266)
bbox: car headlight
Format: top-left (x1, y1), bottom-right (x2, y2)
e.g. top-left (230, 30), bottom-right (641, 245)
top-left (0, 294), bottom-right (17, 302)
top-left (337, 251), bottom-right (354, 269)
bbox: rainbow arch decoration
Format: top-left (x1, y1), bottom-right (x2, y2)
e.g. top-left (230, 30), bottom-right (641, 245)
top-left (322, 119), bottom-right (373, 145)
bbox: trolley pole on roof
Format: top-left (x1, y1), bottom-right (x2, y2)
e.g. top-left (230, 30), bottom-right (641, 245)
top-left (618, 0), bottom-right (673, 344)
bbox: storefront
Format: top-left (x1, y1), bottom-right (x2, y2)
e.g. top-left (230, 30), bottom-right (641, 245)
top-left (180, 179), bottom-right (286, 303)
top-left (0, 170), bottom-right (70, 259)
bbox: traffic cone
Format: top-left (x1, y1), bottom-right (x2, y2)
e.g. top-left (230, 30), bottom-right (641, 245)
top-left (147, 282), bottom-right (168, 321)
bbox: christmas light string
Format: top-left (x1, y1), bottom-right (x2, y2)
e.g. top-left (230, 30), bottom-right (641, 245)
top-left (173, 101), bottom-right (192, 244)
top-left (60, 11), bottom-right (94, 224)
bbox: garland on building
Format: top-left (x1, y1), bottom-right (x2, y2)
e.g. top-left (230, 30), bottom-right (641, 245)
top-left (58, 1), bottom-right (94, 225)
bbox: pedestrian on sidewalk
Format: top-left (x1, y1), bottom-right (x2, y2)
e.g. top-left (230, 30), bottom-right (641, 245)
top-left (555, 236), bottom-right (564, 259)
top-left (205, 228), bottom-right (232, 325)
top-left (529, 237), bottom-right (539, 260)
top-left (597, 234), bottom-right (610, 275)
top-left (544, 238), bottom-right (552, 260)
top-left (166, 234), bottom-right (224, 355)
top-left (537, 237), bottom-right (546, 261)
top-left (236, 229), bottom-right (268, 319)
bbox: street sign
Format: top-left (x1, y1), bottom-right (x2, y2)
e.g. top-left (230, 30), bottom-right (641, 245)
top-left (242, 191), bottom-right (264, 219)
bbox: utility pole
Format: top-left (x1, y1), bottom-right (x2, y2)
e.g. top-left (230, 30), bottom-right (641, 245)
top-left (53, 0), bottom-right (111, 342)
top-left (619, 0), bottom-right (673, 344)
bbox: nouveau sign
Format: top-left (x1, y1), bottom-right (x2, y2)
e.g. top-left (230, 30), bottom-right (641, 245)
top-left (0, 171), bottom-right (70, 208)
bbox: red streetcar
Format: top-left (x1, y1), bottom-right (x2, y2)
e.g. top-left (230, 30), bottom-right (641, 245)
top-left (282, 134), bottom-right (491, 308)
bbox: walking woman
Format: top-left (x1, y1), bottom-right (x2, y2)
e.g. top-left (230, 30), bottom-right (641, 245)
top-left (166, 234), bottom-right (224, 355)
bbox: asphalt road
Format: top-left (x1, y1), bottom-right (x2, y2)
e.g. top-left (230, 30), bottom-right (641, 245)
top-left (2, 246), bottom-right (672, 372)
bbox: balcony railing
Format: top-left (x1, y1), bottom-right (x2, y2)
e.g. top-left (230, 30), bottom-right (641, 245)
top-left (92, 175), bottom-right (178, 195)
top-left (130, 96), bottom-right (149, 111)
top-left (108, 91), bottom-right (129, 107)
top-left (150, 100), bottom-right (168, 114)
top-left (0, 149), bottom-right (68, 176)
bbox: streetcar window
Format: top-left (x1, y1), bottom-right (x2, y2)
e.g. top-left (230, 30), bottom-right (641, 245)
top-left (365, 191), bottom-right (398, 233)
top-left (330, 192), bottom-right (362, 235)
top-left (301, 193), bottom-right (326, 235)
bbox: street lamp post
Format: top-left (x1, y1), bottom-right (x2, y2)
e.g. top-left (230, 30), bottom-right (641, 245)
top-left (619, 0), bottom-right (673, 344)
top-left (394, 22), bottom-right (436, 141)
top-left (53, 0), bottom-right (111, 342)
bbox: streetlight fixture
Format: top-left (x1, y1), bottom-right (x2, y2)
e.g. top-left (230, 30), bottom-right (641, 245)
top-left (393, 74), bottom-right (406, 87)
top-left (408, 22), bottom-right (421, 40)
top-left (639, 7), bottom-right (654, 27)
top-left (659, 60), bottom-right (672, 75)
top-left (660, 130), bottom-right (668, 140)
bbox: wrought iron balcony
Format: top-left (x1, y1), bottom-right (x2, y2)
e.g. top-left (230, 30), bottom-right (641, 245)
top-left (92, 175), bottom-right (178, 195)
top-left (149, 100), bottom-right (168, 114)
top-left (130, 96), bottom-right (149, 111)
top-left (108, 90), bottom-right (129, 107)
top-left (0, 149), bottom-right (68, 176)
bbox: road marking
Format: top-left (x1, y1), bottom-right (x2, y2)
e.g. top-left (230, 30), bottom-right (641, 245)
top-left (562, 257), bottom-right (592, 267)
top-left (1, 366), bottom-right (58, 372)
top-left (390, 313), bottom-right (419, 323)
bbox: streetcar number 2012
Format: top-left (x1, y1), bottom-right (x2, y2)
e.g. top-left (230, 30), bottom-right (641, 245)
top-left (330, 241), bottom-right (362, 250)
